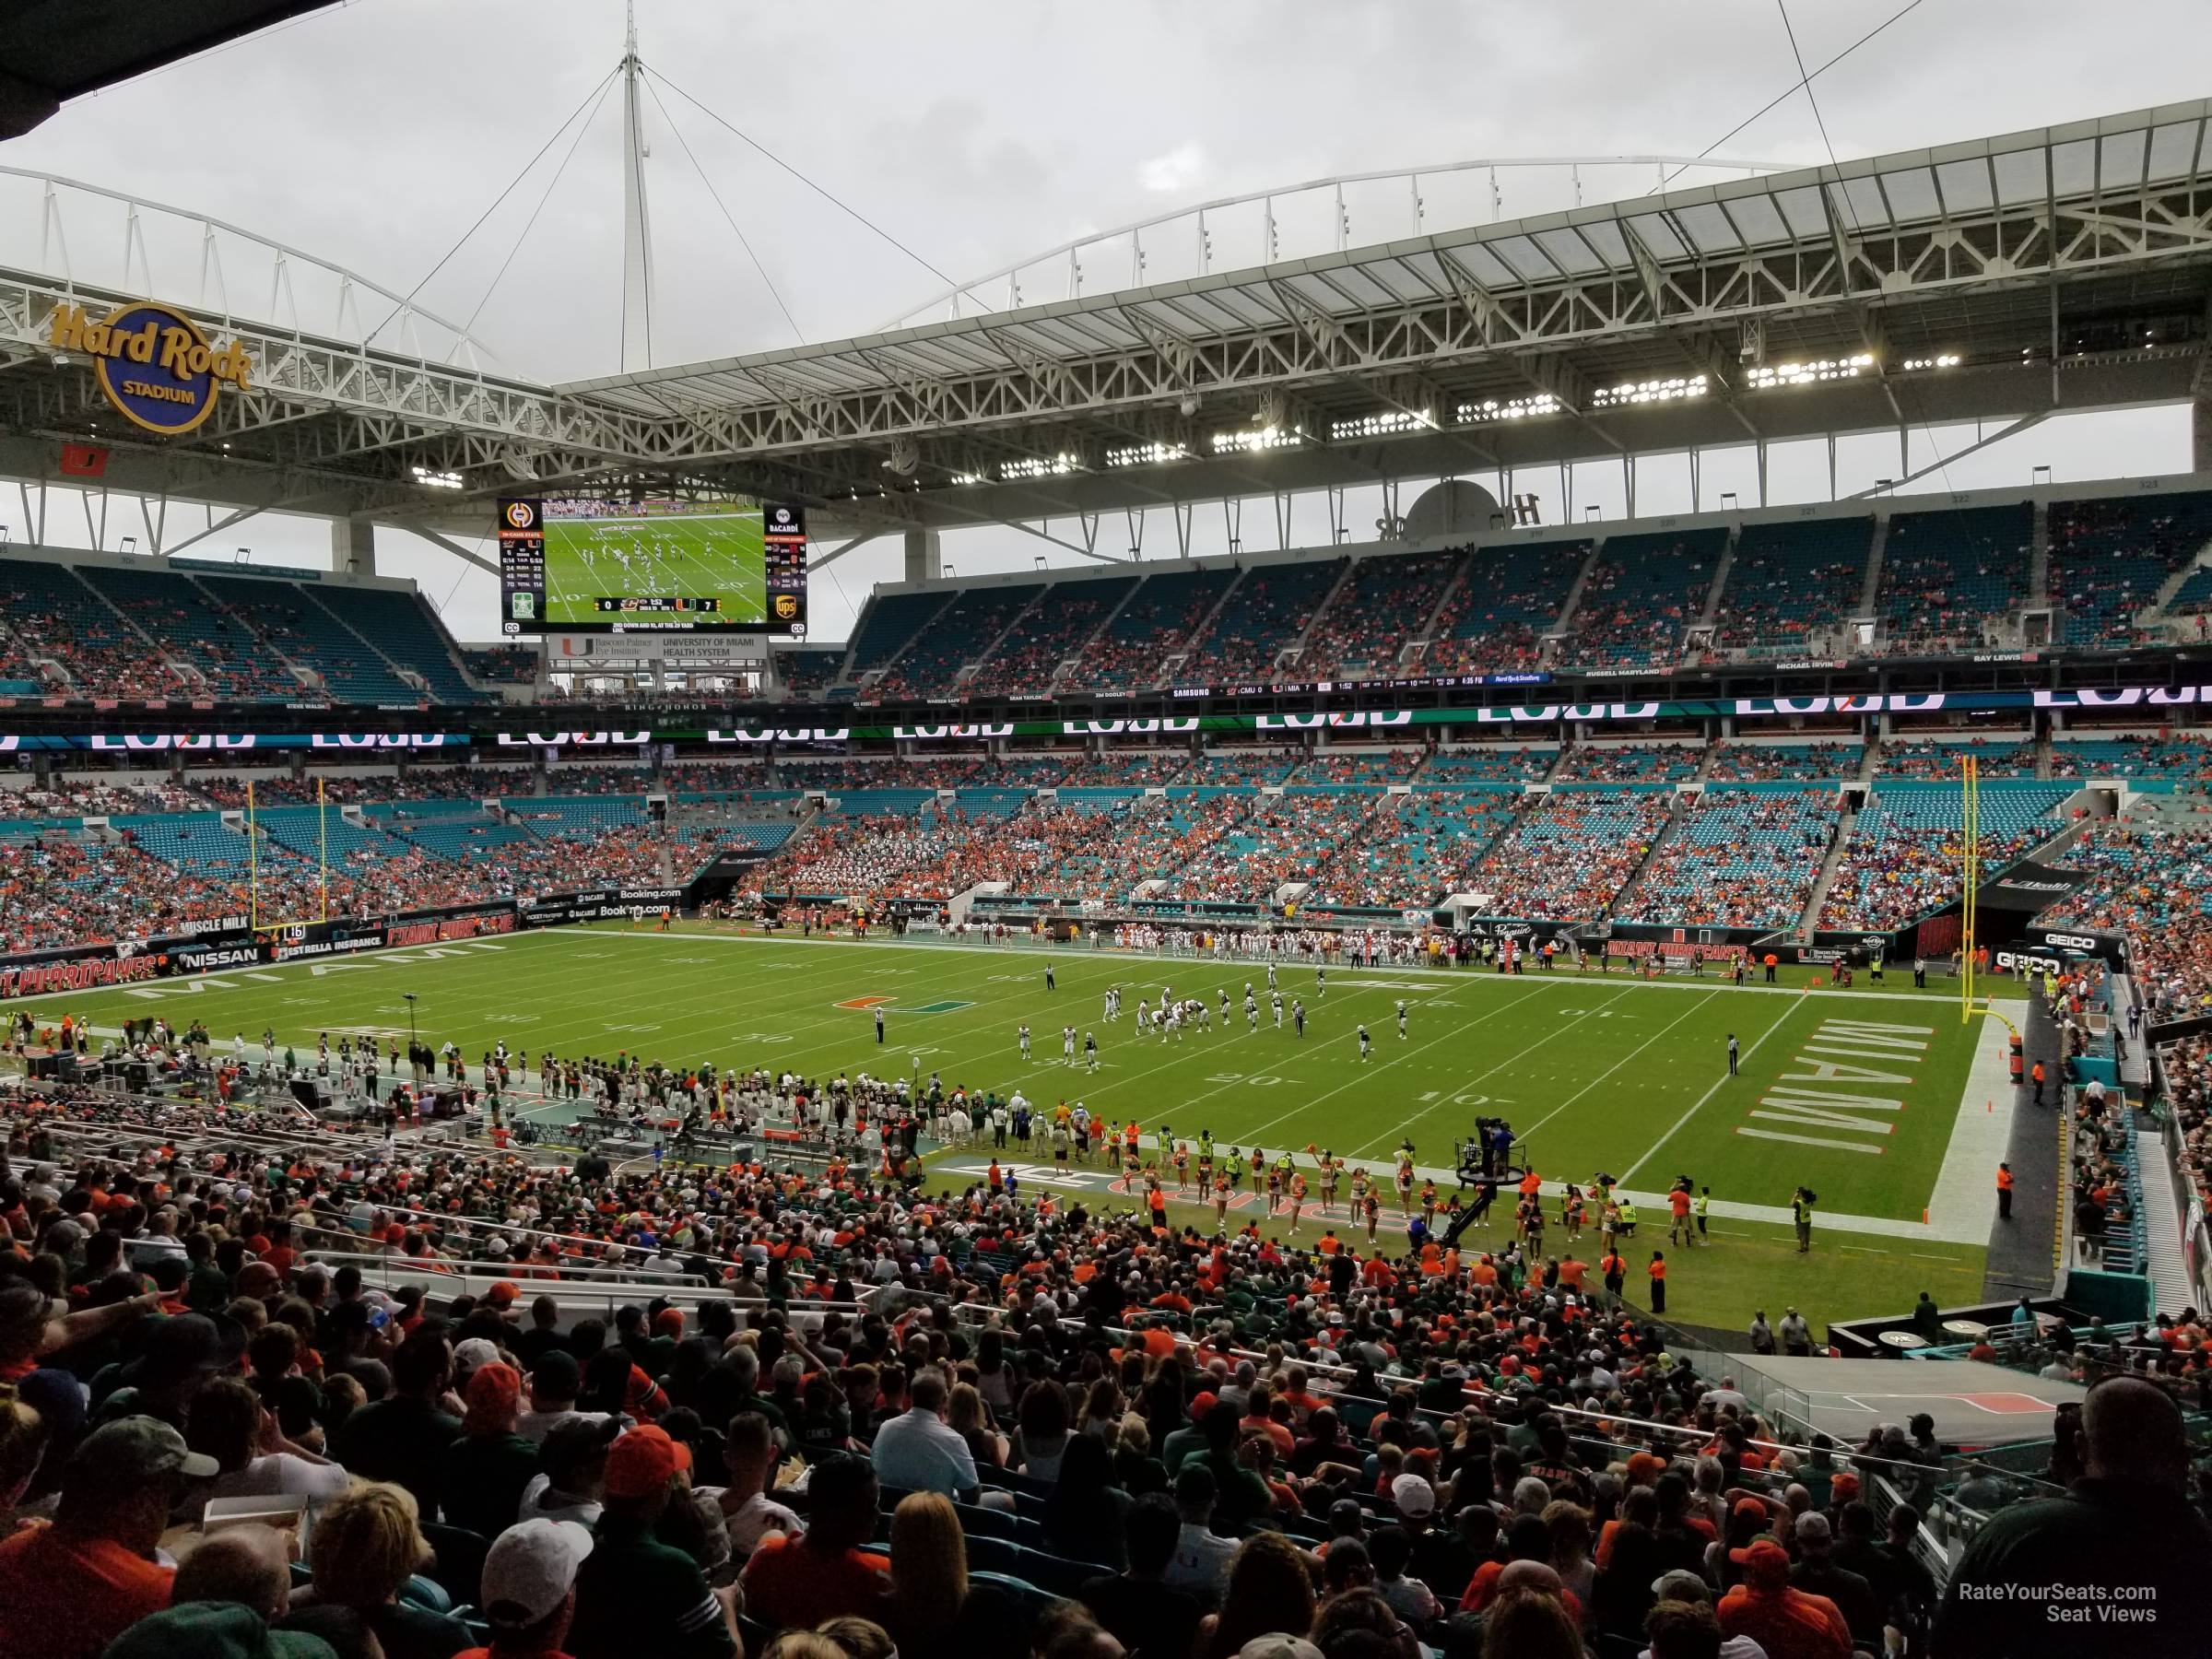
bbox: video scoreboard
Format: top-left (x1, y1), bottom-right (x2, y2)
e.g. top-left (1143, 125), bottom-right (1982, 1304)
top-left (497, 496), bottom-right (807, 638)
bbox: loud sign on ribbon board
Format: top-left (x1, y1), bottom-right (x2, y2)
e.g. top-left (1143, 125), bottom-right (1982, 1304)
top-left (46, 301), bottom-right (254, 437)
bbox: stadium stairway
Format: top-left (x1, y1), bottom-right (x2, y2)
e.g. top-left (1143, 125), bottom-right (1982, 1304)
top-left (1794, 793), bottom-right (1861, 940)
top-left (2132, 1127), bottom-right (2194, 1315)
top-left (1154, 565), bottom-right (1250, 689)
top-left (1280, 557), bottom-right (1362, 668)
top-left (1404, 549), bottom-right (1477, 666)
top-left (955, 585), bottom-right (1052, 690)
top-left (1856, 515), bottom-right (1890, 616)
top-left (1691, 526), bottom-right (1738, 629)
top-left (2028, 500), bottom-right (2052, 603)
top-left (1049, 575), bottom-right (1144, 691)
top-left (1542, 539), bottom-right (1608, 655)
top-left (2146, 547), bottom-right (2212, 627)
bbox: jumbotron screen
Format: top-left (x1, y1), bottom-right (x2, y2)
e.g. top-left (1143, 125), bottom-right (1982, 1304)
top-left (496, 496), bottom-right (806, 636)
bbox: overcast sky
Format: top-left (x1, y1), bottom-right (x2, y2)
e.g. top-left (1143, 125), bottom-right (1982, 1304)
top-left (1, 0), bottom-right (2204, 642)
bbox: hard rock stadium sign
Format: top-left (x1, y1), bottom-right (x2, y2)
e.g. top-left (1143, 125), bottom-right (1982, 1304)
top-left (45, 300), bottom-right (253, 437)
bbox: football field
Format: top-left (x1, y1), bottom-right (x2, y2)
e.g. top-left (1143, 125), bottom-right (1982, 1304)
top-left (540, 510), bottom-right (767, 628)
top-left (51, 924), bottom-right (2019, 1332)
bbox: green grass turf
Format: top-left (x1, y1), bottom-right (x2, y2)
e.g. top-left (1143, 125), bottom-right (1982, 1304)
top-left (51, 923), bottom-right (2006, 1329)
top-left (539, 511), bottom-right (766, 629)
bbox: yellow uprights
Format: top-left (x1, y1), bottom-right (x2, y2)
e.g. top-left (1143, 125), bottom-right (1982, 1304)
top-left (1959, 754), bottom-right (1980, 1024)
top-left (246, 776), bottom-right (259, 934)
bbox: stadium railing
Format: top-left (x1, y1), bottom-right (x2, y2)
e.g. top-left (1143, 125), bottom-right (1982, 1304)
top-left (295, 1247), bottom-right (882, 1327)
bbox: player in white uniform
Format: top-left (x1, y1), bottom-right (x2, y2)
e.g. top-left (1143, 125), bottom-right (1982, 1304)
top-left (1019, 1023), bottom-right (1031, 1060)
top-left (1271, 991), bottom-right (1285, 1029)
top-left (1358, 1023), bottom-right (1372, 1061)
top-left (1063, 1025), bottom-right (1077, 1063)
top-left (1396, 1000), bottom-right (1408, 1040)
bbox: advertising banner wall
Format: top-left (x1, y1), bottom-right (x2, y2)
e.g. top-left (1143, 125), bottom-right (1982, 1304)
top-left (0, 901), bottom-right (524, 1001)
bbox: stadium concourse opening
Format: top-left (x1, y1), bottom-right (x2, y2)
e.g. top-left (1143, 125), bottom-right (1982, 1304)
top-left (2, 10), bottom-right (2211, 1659)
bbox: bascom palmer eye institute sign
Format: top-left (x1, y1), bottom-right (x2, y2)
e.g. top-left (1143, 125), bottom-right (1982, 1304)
top-left (46, 301), bottom-right (253, 437)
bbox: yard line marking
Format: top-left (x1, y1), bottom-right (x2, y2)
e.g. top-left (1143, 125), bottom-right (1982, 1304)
top-left (1512, 989), bottom-right (1724, 1141)
top-left (1618, 994), bottom-right (1806, 1186)
top-left (1351, 986), bottom-right (1641, 1160)
top-left (1224, 981), bottom-right (1557, 1152)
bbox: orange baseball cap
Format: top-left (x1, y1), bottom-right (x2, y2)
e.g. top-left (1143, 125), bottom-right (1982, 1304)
top-left (603, 1425), bottom-right (692, 1500)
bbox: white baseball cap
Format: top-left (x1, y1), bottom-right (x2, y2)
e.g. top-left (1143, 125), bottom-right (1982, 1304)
top-left (482, 1518), bottom-right (594, 1626)
top-left (1391, 1472), bottom-right (1437, 1516)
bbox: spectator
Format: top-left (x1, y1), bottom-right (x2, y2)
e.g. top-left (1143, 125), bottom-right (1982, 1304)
top-left (443, 1362), bottom-right (543, 1544)
top-left (1167, 1464), bottom-right (1239, 1602)
top-left (515, 1351), bottom-right (612, 1445)
top-left (334, 1332), bottom-right (462, 1517)
top-left (700, 1410), bottom-right (803, 1568)
top-left (740, 1453), bottom-right (891, 1630)
top-left (1935, 1373), bottom-right (2211, 1657)
top-left (868, 1370), bottom-right (977, 1499)
top-left (183, 1376), bottom-right (351, 1517)
top-left (519, 1417), bottom-right (618, 1529)
top-left (1715, 1538), bottom-right (1848, 1659)
top-left (570, 1426), bottom-right (737, 1659)
top-left (1480, 1572), bottom-right (1584, 1659)
top-left (458, 1517), bottom-right (594, 1659)
top-left (1079, 1492), bottom-right (1206, 1659)
top-left (0, 1418), bottom-right (218, 1659)
top-left (291, 1481), bottom-right (474, 1659)
top-left (1198, 1533), bottom-right (1317, 1659)
top-left (1044, 1431), bottom-right (1132, 1571)
top-left (1788, 1511), bottom-right (1878, 1650)
top-left (884, 1490), bottom-right (1020, 1659)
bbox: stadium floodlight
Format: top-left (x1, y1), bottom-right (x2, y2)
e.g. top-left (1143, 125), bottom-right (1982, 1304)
top-left (1106, 441), bottom-right (1192, 469)
top-left (1210, 425), bottom-right (1304, 455)
top-left (1455, 393), bottom-right (1559, 425)
top-left (1329, 409), bottom-right (1435, 441)
top-left (949, 470), bottom-right (986, 487)
top-left (411, 465), bottom-right (465, 490)
top-left (1745, 353), bottom-right (1876, 390)
top-left (1590, 374), bottom-right (1707, 409)
top-left (1000, 453), bottom-right (1080, 480)
top-left (1900, 354), bottom-right (1961, 371)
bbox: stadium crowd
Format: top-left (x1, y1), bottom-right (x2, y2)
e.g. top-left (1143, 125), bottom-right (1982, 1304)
top-left (0, 1076), bottom-right (2206, 1659)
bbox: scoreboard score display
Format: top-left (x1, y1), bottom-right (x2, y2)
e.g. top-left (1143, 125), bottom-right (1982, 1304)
top-left (497, 497), bottom-right (807, 637)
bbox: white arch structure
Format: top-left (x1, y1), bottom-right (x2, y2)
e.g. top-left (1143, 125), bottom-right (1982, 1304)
top-left (875, 154), bottom-right (1799, 332)
top-left (0, 162), bottom-right (505, 371)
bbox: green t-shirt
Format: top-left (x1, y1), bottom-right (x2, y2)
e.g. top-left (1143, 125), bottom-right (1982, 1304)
top-left (569, 1512), bottom-right (735, 1659)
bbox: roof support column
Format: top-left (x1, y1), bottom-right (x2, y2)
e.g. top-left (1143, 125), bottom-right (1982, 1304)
top-left (334, 518), bottom-right (377, 578)
top-left (903, 528), bottom-right (941, 583)
top-left (2195, 390), bottom-right (2212, 474)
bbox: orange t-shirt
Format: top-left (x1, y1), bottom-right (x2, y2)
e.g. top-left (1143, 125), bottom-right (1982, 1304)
top-left (0, 1521), bottom-right (172, 1659)
top-left (739, 1535), bottom-right (891, 1630)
